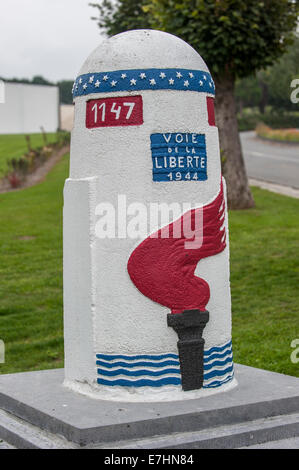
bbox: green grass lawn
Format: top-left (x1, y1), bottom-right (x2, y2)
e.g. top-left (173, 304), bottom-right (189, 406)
top-left (230, 191), bottom-right (299, 376)
top-left (0, 133), bottom-right (58, 177)
top-left (0, 155), bottom-right (68, 373)
top-left (0, 158), bottom-right (298, 377)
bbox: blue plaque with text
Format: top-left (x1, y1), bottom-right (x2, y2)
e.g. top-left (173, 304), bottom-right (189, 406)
top-left (150, 133), bottom-right (207, 182)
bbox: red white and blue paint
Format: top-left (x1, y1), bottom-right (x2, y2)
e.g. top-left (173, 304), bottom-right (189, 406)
top-left (73, 68), bottom-right (215, 98)
top-left (96, 340), bottom-right (234, 388)
top-left (95, 179), bottom-right (234, 391)
top-left (82, 66), bottom-right (233, 392)
top-left (125, 180), bottom-right (234, 391)
top-left (127, 181), bottom-right (226, 314)
top-left (151, 133), bottom-right (208, 182)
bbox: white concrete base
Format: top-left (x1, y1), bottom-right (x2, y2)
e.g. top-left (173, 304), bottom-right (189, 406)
top-left (0, 365), bottom-right (299, 448)
top-left (63, 377), bottom-right (238, 403)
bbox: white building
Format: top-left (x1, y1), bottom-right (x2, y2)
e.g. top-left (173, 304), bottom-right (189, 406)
top-left (0, 81), bottom-right (60, 134)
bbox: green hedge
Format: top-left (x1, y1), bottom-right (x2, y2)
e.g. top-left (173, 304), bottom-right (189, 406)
top-left (238, 111), bottom-right (299, 132)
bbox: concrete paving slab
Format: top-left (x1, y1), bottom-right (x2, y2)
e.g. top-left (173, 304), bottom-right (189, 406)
top-left (242, 436), bottom-right (299, 449)
top-left (93, 413), bottom-right (299, 449)
top-left (0, 439), bottom-right (15, 449)
top-left (0, 364), bottom-right (299, 446)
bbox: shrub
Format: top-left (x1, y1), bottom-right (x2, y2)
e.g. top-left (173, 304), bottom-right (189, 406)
top-left (256, 123), bottom-right (299, 142)
top-left (238, 110), bottom-right (299, 131)
top-left (7, 173), bottom-right (21, 188)
top-left (56, 131), bottom-right (71, 148)
top-left (4, 132), bottom-right (70, 189)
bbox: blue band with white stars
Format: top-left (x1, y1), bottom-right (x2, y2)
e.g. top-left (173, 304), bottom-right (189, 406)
top-left (72, 69), bottom-right (215, 98)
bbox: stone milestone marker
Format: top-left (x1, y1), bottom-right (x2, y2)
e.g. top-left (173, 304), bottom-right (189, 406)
top-left (2, 29), bottom-right (299, 450)
top-left (64, 29), bottom-right (236, 401)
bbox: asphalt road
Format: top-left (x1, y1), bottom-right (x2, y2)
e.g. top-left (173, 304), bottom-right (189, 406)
top-left (240, 131), bottom-right (299, 189)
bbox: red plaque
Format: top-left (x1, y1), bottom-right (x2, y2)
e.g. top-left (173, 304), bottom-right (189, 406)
top-left (206, 96), bottom-right (216, 126)
top-left (86, 95), bottom-right (143, 128)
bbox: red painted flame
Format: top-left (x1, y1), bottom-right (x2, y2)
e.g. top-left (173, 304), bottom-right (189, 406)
top-left (127, 181), bottom-right (226, 313)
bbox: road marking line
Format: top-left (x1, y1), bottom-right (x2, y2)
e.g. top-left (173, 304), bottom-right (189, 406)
top-left (246, 151), bottom-right (299, 164)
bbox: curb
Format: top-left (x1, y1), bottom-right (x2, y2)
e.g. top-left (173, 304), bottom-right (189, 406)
top-left (249, 178), bottom-right (299, 199)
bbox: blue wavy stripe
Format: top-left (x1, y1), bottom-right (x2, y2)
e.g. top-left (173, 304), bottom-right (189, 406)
top-left (204, 350), bottom-right (233, 363)
top-left (96, 353), bottom-right (178, 361)
top-left (96, 340), bottom-right (234, 388)
top-left (204, 340), bottom-right (232, 356)
top-left (97, 360), bottom-right (180, 369)
top-left (97, 377), bottom-right (182, 388)
top-left (203, 373), bottom-right (234, 389)
top-left (98, 367), bottom-right (181, 377)
top-left (204, 364), bottom-right (234, 381)
top-left (73, 68), bottom-right (215, 98)
top-left (203, 356), bottom-right (233, 372)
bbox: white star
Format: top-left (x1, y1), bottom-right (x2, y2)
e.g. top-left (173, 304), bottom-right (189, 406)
top-left (103, 75), bottom-right (109, 81)
top-left (176, 72), bottom-right (182, 79)
top-left (89, 76), bottom-right (94, 83)
top-left (189, 72), bottom-right (194, 78)
top-left (121, 73), bottom-right (127, 79)
top-left (184, 80), bottom-right (189, 87)
top-left (203, 74), bottom-right (207, 80)
top-left (111, 80), bottom-right (117, 87)
top-left (83, 83), bottom-right (87, 90)
top-left (140, 73), bottom-right (146, 79)
top-left (209, 82), bottom-right (212, 87)
top-left (169, 78), bottom-right (174, 85)
top-left (79, 78), bottom-right (83, 84)
top-left (160, 72), bottom-right (166, 79)
top-left (199, 80), bottom-right (203, 86)
top-left (130, 78), bottom-right (137, 85)
top-left (150, 78), bottom-right (156, 86)
top-left (95, 80), bottom-right (100, 88)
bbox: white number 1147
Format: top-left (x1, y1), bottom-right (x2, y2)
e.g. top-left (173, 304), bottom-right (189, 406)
top-left (92, 101), bottom-right (135, 123)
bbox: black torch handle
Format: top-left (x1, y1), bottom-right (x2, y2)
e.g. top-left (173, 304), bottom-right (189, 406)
top-left (167, 309), bottom-right (209, 391)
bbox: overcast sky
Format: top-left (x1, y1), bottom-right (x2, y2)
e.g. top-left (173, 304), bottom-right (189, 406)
top-left (0, 0), bottom-right (104, 82)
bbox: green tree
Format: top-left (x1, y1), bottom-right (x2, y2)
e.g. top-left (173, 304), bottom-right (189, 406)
top-left (236, 73), bottom-right (270, 115)
top-left (236, 36), bottom-right (299, 113)
top-left (263, 36), bottom-right (299, 111)
top-left (235, 76), bottom-right (262, 113)
top-left (57, 80), bottom-right (74, 105)
top-left (90, 0), bottom-right (150, 34)
top-left (145, 0), bottom-right (298, 209)
top-left (31, 75), bottom-right (52, 86)
top-left (91, 0), bottom-right (298, 208)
